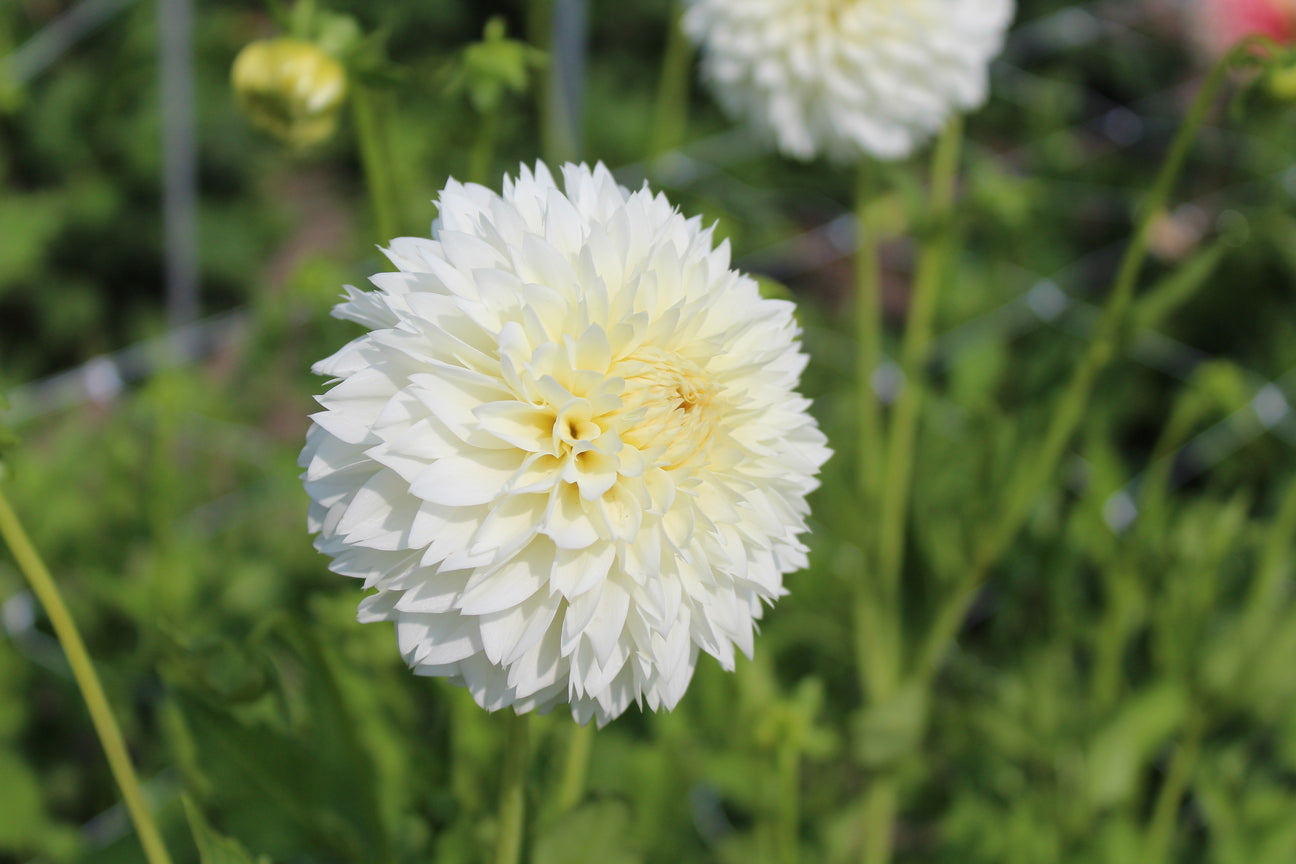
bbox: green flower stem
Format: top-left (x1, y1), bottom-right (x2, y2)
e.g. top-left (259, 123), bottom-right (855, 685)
top-left (982, 40), bottom-right (1243, 571)
top-left (555, 720), bottom-right (594, 814)
top-left (856, 118), bottom-right (964, 864)
top-left (776, 740), bottom-right (800, 864)
top-left (861, 775), bottom-right (897, 864)
top-left (1143, 714), bottom-right (1205, 864)
top-left (854, 161), bottom-right (885, 506)
top-left (874, 117), bottom-right (963, 626)
top-left (1089, 571), bottom-right (1128, 713)
top-left (853, 161), bottom-right (892, 702)
top-left (470, 105), bottom-right (502, 187)
top-left (0, 490), bottom-right (175, 864)
top-left (351, 83), bottom-right (400, 242)
top-left (1247, 479), bottom-right (1296, 623)
top-left (913, 41), bottom-right (1250, 685)
top-left (494, 712), bottom-right (530, 864)
top-left (649, 0), bottom-right (693, 158)
top-left (528, 0), bottom-right (557, 166)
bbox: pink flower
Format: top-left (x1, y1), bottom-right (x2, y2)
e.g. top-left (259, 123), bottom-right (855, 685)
top-left (1198, 0), bottom-right (1296, 55)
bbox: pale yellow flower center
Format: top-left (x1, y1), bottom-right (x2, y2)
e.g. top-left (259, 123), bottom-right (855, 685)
top-left (611, 348), bottom-right (720, 469)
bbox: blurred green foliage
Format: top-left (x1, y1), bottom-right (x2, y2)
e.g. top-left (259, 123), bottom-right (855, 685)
top-left (2, 1), bottom-right (1296, 863)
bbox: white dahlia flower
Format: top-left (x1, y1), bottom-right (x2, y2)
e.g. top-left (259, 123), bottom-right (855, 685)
top-left (301, 162), bottom-right (830, 725)
top-left (683, 0), bottom-right (1015, 162)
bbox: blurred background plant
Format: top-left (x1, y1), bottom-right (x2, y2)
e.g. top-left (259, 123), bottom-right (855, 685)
top-left (2, 0), bottom-right (1296, 862)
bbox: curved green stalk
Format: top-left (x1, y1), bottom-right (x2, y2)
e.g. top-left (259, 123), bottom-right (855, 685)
top-left (874, 117), bottom-right (963, 627)
top-left (555, 720), bottom-right (594, 814)
top-left (854, 161), bottom-right (885, 506)
top-left (979, 40), bottom-right (1246, 573)
top-left (914, 39), bottom-right (1256, 683)
top-left (494, 712), bottom-right (530, 864)
top-left (861, 776), bottom-right (897, 864)
top-left (470, 105), bottom-right (502, 187)
top-left (1143, 715), bottom-right (1205, 864)
top-left (0, 490), bottom-right (175, 864)
top-left (649, 0), bottom-right (694, 158)
top-left (776, 740), bottom-right (800, 864)
top-left (853, 161), bottom-right (893, 701)
top-left (351, 83), bottom-right (400, 241)
top-left (857, 118), bottom-right (963, 864)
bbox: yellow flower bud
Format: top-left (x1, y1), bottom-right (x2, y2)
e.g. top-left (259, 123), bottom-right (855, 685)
top-left (231, 38), bottom-right (347, 148)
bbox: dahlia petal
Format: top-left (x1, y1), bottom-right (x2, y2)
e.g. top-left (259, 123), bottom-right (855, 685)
top-left (594, 664), bottom-right (637, 722)
top-left (394, 569), bottom-right (468, 614)
top-left (544, 185), bottom-right (587, 256)
top-left (409, 450), bottom-right (521, 507)
top-left (382, 236), bottom-right (443, 272)
top-left (356, 590), bottom-right (400, 623)
top-left (507, 453), bottom-right (564, 494)
top-left (309, 408), bottom-right (377, 448)
top-left (562, 583), bottom-right (604, 656)
top-left (592, 482), bottom-right (643, 542)
top-left (457, 542), bottom-right (549, 615)
top-left (542, 484), bottom-right (601, 550)
top-left (506, 623), bottom-right (564, 698)
top-left (336, 470), bottom-right (414, 550)
top-left (550, 544), bottom-right (616, 599)
top-left (514, 233), bottom-right (580, 294)
top-left (469, 493), bottom-right (547, 558)
top-left (474, 401), bottom-right (556, 453)
top-left (437, 229), bottom-right (510, 274)
top-left (366, 418), bottom-right (461, 482)
top-left (302, 425), bottom-right (368, 479)
top-left (410, 501), bottom-right (475, 553)
top-left (334, 283), bottom-right (400, 329)
top-left (573, 450), bottom-right (620, 501)
top-left (505, 595), bottom-right (563, 668)
top-left (621, 523), bottom-right (661, 586)
top-left (458, 653), bottom-right (514, 712)
top-left (478, 601), bottom-right (530, 666)
top-left (400, 613), bottom-right (482, 666)
top-left (407, 366), bottom-right (513, 441)
top-left (585, 579), bottom-right (631, 669)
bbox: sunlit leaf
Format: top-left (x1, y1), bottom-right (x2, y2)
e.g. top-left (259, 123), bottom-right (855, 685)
top-left (183, 796), bottom-right (272, 864)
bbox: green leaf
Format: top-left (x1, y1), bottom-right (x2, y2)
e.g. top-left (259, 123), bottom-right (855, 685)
top-left (1131, 238), bottom-right (1229, 334)
top-left (167, 622), bottom-right (391, 863)
top-left (0, 193), bottom-right (64, 291)
top-left (159, 631), bottom-right (275, 705)
top-left (183, 796), bottom-right (272, 864)
top-left (533, 802), bottom-right (641, 864)
top-left (447, 17), bottom-right (547, 114)
top-left (0, 750), bottom-right (46, 849)
top-left (314, 11), bottom-right (363, 60)
top-left (287, 0), bottom-right (317, 41)
top-left (0, 393), bottom-right (15, 480)
top-left (0, 61), bottom-right (21, 114)
top-left (1086, 682), bottom-right (1189, 809)
top-left (852, 682), bottom-right (929, 769)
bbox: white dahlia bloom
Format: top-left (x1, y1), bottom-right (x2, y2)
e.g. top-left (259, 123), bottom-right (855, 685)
top-left (683, 0), bottom-right (1015, 162)
top-left (300, 162), bottom-right (831, 725)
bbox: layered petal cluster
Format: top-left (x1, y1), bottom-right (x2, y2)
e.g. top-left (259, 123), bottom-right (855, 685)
top-left (684, 0), bottom-right (1015, 162)
top-left (301, 163), bottom-right (831, 725)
